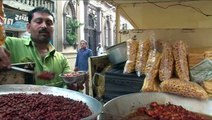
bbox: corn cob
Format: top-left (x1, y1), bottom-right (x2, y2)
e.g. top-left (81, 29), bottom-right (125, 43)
top-left (160, 78), bottom-right (208, 100)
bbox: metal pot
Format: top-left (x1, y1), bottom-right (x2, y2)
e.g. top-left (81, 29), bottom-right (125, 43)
top-left (106, 42), bottom-right (127, 65)
top-left (0, 84), bottom-right (102, 120)
top-left (98, 92), bottom-right (212, 120)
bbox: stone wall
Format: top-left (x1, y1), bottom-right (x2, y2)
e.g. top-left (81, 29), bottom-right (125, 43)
top-left (62, 52), bottom-right (77, 71)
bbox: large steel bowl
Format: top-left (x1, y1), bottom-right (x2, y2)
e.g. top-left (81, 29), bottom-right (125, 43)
top-left (98, 92), bottom-right (212, 120)
top-left (0, 84), bottom-right (102, 120)
top-left (106, 42), bottom-right (127, 65)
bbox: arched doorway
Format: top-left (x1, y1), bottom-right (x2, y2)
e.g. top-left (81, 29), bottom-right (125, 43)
top-left (63, 0), bottom-right (77, 49)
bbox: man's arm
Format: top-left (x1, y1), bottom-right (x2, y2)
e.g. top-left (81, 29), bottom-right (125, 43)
top-left (89, 49), bottom-right (93, 57)
top-left (74, 53), bottom-right (79, 71)
top-left (62, 56), bottom-right (72, 73)
top-left (0, 46), bottom-right (10, 69)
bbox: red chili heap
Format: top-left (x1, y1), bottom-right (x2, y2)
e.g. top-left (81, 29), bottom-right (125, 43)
top-left (125, 102), bottom-right (207, 120)
top-left (0, 93), bottom-right (92, 120)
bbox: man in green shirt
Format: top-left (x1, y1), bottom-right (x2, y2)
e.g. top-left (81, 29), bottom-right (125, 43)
top-left (0, 7), bottom-right (71, 87)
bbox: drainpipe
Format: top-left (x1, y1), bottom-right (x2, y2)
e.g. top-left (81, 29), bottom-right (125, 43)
top-left (83, 0), bottom-right (89, 42)
top-left (115, 6), bottom-right (120, 44)
top-left (96, 7), bottom-right (101, 47)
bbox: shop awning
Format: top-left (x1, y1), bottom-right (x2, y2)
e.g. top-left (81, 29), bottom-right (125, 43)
top-left (102, 0), bottom-right (209, 29)
top-left (102, 0), bottom-right (211, 43)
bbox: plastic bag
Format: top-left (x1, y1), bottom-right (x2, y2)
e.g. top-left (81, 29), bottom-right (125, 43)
top-left (141, 48), bottom-right (161, 92)
top-left (159, 42), bottom-right (174, 81)
top-left (172, 40), bottom-right (190, 81)
top-left (123, 36), bottom-right (139, 73)
top-left (202, 80), bottom-right (212, 98)
top-left (141, 38), bottom-right (162, 92)
top-left (160, 78), bottom-right (208, 100)
top-left (190, 59), bottom-right (212, 83)
top-left (135, 39), bottom-right (150, 76)
top-left (144, 39), bottom-right (163, 74)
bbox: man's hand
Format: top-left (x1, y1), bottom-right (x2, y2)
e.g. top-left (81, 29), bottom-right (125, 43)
top-left (74, 67), bottom-right (79, 72)
top-left (37, 71), bottom-right (55, 80)
top-left (0, 46), bottom-right (11, 69)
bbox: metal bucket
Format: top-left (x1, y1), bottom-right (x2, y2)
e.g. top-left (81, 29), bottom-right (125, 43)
top-left (0, 84), bottom-right (103, 120)
top-left (106, 42), bottom-right (127, 65)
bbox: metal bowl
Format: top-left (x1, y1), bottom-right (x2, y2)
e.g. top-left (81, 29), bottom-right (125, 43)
top-left (59, 71), bottom-right (87, 85)
top-left (106, 42), bottom-right (127, 65)
top-left (98, 92), bottom-right (212, 120)
top-left (0, 84), bottom-right (102, 120)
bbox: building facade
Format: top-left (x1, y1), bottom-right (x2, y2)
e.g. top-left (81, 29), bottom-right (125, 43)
top-left (57, 0), bottom-right (133, 54)
top-left (2, 0), bottom-right (132, 69)
top-left (3, 0), bottom-right (55, 38)
top-left (56, 0), bottom-right (133, 69)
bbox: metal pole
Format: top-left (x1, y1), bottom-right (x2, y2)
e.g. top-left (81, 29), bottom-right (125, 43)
top-left (115, 6), bottom-right (120, 44)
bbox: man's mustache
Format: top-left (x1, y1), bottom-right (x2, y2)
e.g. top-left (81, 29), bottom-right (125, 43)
top-left (39, 29), bottom-right (49, 33)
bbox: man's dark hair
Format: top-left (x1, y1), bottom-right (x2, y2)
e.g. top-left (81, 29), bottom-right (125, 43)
top-left (27, 7), bottom-right (55, 23)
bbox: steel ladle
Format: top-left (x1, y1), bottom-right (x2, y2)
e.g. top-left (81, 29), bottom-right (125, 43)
top-left (11, 66), bottom-right (34, 74)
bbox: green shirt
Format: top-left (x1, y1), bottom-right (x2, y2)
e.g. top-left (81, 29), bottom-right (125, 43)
top-left (4, 37), bottom-right (71, 87)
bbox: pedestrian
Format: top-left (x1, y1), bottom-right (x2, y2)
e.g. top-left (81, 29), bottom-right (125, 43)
top-left (96, 43), bottom-right (104, 56)
top-left (74, 40), bottom-right (93, 71)
top-left (0, 7), bottom-right (71, 87)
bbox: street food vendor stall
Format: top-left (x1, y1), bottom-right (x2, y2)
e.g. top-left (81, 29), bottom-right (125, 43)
top-left (95, 0), bottom-right (212, 119)
top-left (1, 0), bottom-right (212, 119)
top-left (99, 0), bottom-right (212, 97)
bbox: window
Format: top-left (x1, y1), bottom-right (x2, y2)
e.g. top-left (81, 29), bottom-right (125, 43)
top-left (63, 1), bottom-right (76, 49)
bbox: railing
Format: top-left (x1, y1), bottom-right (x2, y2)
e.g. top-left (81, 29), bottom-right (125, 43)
top-left (9, 0), bottom-right (55, 12)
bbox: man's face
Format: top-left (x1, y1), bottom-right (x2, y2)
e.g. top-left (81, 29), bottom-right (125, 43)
top-left (27, 12), bottom-right (54, 44)
top-left (80, 41), bottom-right (87, 49)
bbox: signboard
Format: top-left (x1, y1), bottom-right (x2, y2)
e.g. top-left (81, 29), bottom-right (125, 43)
top-left (4, 8), bottom-right (28, 31)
